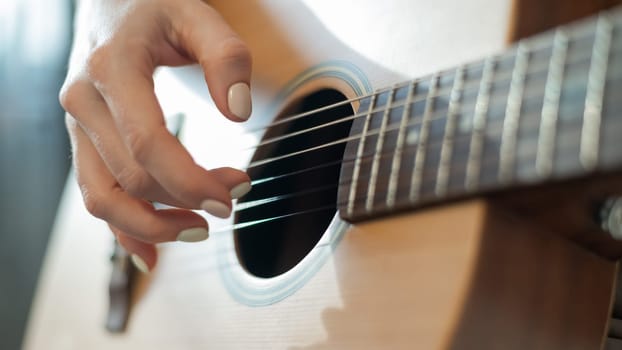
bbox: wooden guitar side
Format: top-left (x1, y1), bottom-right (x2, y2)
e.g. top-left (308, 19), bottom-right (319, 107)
top-left (25, 1), bottom-right (618, 349)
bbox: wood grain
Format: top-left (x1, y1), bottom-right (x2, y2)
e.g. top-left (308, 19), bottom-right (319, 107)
top-left (510, 0), bottom-right (622, 40)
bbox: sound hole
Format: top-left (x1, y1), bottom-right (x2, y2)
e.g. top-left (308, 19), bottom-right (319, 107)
top-left (235, 89), bottom-right (353, 278)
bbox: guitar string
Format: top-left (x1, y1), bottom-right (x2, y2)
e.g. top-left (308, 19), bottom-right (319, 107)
top-left (167, 132), bottom-right (608, 275)
top-left (191, 68), bottom-right (621, 234)
top-left (163, 207), bottom-right (336, 275)
top-left (150, 70), bottom-right (596, 270)
top-left (228, 67), bottom-right (621, 216)
top-left (163, 25), bottom-right (621, 276)
top-left (239, 23), bottom-right (613, 139)
top-left (213, 121), bottom-right (621, 245)
top-left (235, 184), bottom-right (337, 211)
top-left (243, 58), bottom-right (603, 188)
top-left (250, 158), bottom-right (344, 186)
top-left (231, 109), bottom-right (620, 216)
top-left (238, 56), bottom-right (567, 152)
top-left (162, 31), bottom-right (620, 261)
top-left (164, 116), bottom-right (622, 274)
top-left (167, 123), bottom-right (616, 273)
top-left (236, 43), bottom-right (620, 153)
top-left (235, 51), bottom-right (620, 171)
top-left (239, 114), bottom-right (535, 212)
top-left (243, 71), bottom-right (621, 172)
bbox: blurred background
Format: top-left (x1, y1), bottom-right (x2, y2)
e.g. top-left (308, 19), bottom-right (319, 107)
top-left (0, 0), bottom-right (73, 348)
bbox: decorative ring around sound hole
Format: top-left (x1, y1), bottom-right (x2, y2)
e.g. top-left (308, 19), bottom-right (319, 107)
top-left (217, 62), bottom-right (371, 306)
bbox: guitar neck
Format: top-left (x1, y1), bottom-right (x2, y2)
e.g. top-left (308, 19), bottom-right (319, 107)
top-left (339, 7), bottom-right (622, 221)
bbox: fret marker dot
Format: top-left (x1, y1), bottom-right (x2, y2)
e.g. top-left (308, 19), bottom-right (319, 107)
top-left (459, 116), bottom-right (473, 133)
top-left (407, 130), bottom-right (420, 145)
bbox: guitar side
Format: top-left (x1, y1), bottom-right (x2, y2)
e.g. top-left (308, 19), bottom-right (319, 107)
top-left (25, 1), bottom-right (619, 349)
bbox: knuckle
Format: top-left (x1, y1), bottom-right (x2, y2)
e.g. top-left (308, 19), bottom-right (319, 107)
top-left (117, 167), bottom-right (152, 197)
top-left (176, 189), bottom-right (196, 205)
top-left (174, 182), bottom-right (203, 204)
top-left (85, 46), bottom-right (113, 83)
top-left (212, 37), bottom-right (251, 67)
top-left (135, 216), bottom-right (168, 243)
top-left (124, 126), bottom-right (153, 164)
top-left (64, 113), bottom-right (78, 132)
top-left (80, 187), bottom-right (108, 219)
top-left (58, 80), bottom-right (89, 115)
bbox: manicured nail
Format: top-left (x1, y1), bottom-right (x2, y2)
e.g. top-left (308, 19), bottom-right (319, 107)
top-left (201, 199), bottom-right (231, 218)
top-left (131, 254), bottom-right (150, 274)
top-left (227, 82), bottom-right (252, 120)
top-left (230, 182), bottom-right (252, 199)
top-left (177, 227), bottom-right (209, 242)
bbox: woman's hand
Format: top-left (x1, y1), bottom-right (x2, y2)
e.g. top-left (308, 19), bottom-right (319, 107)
top-left (60, 0), bottom-right (253, 272)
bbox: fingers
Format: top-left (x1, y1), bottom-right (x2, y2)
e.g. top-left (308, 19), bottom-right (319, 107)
top-left (173, 2), bottom-right (252, 121)
top-left (211, 167), bottom-right (252, 199)
top-left (61, 78), bottom-right (242, 212)
top-left (63, 80), bottom-right (187, 208)
top-left (60, 0), bottom-right (255, 260)
top-left (97, 60), bottom-right (240, 216)
top-left (111, 225), bottom-right (157, 273)
top-left (69, 119), bottom-right (211, 244)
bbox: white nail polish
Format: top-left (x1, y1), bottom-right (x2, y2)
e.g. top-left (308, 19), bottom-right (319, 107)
top-left (131, 254), bottom-right (150, 274)
top-left (230, 182), bottom-right (252, 199)
top-left (227, 82), bottom-right (252, 120)
top-left (177, 227), bottom-right (209, 242)
top-left (201, 199), bottom-right (231, 218)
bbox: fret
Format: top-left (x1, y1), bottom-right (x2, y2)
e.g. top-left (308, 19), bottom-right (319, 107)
top-left (409, 75), bottom-right (439, 202)
top-left (465, 57), bottom-right (496, 190)
top-left (580, 15), bottom-right (613, 170)
top-left (366, 87), bottom-right (396, 212)
top-left (346, 94), bottom-right (377, 216)
top-left (499, 42), bottom-right (529, 183)
top-left (337, 8), bottom-right (622, 223)
top-left (536, 30), bottom-right (569, 177)
top-left (387, 81), bottom-right (416, 208)
top-left (435, 66), bottom-right (465, 196)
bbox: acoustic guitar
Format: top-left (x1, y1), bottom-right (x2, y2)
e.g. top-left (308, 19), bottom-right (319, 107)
top-left (25, 0), bottom-right (622, 349)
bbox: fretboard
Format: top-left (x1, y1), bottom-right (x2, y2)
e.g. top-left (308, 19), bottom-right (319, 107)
top-left (338, 7), bottom-right (622, 221)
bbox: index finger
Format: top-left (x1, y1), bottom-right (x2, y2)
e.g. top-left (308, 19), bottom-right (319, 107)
top-left (98, 60), bottom-right (235, 218)
top-left (172, 2), bottom-right (253, 122)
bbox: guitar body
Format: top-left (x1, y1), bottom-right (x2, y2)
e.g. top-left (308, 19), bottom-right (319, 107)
top-left (26, 1), bottom-right (621, 349)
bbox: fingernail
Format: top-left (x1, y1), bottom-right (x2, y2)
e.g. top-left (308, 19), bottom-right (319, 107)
top-left (131, 254), bottom-right (150, 274)
top-left (227, 82), bottom-right (252, 120)
top-left (230, 182), bottom-right (252, 199)
top-left (201, 199), bottom-right (231, 218)
top-left (177, 227), bottom-right (209, 242)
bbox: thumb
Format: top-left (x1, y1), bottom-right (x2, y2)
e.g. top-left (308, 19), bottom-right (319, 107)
top-left (174, 3), bottom-right (252, 122)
